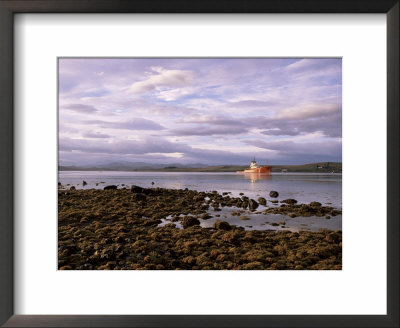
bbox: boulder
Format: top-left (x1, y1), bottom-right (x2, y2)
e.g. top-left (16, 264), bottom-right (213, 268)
top-left (281, 198), bottom-right (298, 205)
top-left (104, 185), bottom-right (117, 190)
top-left (144, 218), bottom-right (162, 226)
top-left (131, 185), bottom-right (145, 193)
top-left (131, 185), bottom-right (153, 194)
top-left (325, 232), bottom-right (340, 243)
top-left (269, 191), bottom-right (279, 198)
top-left (82, 180), bottom-right (87, 186)
top-left (180, 216), bottom-right (200, 228)
top-left (258, 197), bottom-right (267, 206)
top-left (249, 199), bottom-right (259, 211)
top-left (213, 220), bottom-right (232, 230)
top-left (221, 231), bottom-right (239, 244)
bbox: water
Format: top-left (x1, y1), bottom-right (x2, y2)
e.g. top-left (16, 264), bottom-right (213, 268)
top-left (59, 171), bottom-right (342, 207)
top-left (59, 171), bottom-right (342, 232)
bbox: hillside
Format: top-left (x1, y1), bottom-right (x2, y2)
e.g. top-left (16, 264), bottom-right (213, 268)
top-left (270, 162), bottom-right (342, 173)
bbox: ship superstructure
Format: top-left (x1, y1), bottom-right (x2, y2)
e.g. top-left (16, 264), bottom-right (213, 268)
top-left (237, 157), bottom-right (271, 174)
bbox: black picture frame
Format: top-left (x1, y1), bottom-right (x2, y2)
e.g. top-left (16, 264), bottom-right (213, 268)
top-left (0, 1), bottom-right (398, 327)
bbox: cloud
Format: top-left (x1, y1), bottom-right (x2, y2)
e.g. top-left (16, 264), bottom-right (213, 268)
top-left (229, 100), bottom-right (277, 108)
top-left (169, 115), bottom-right (250, 136)
top-left (58, 58), bottom-right (342, 166)
top-left (261, 128), bottom-right (302, 136)
top-left (63, 103), bottom-right (98, 113)
top-left (156, 87), bottom-right (197, 101)
top-left (59, 136), bottom-right (190, 155)
top-left (85, 118), bottom-right (165, 130)
top-left (82, 132), bottom-right (110, 138)
top-left (277, 103), bottom-right (341, 120)
top-left (178, 115), bottom-right (248, 126)
top-left (285, 58), bottom-right (341, 76)
top-left (244, 139), bottom-right (342, 157)
top-left (172, 104), bottom-right (341, 138)
top-left (59, 136), bottom-right (268, 165)
top-left (129, 67), bottom-right (195, 94)
top-left (169, 125), bottom-right (249, 136)
top-left (260, 113), bottom-right (342, 138)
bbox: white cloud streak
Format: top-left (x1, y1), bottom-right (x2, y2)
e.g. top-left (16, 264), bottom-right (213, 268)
top-left (129, 67), bottom-right (195, 94)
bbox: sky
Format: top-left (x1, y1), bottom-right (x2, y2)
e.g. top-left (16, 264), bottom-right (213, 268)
top-left (58, 58), bottom-right (342, 166)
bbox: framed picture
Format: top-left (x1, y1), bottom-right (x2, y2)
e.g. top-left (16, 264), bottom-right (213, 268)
top-left (57, 56), bottom-right (344, 271)
top-left (0, 0), bottom-right (398, 327)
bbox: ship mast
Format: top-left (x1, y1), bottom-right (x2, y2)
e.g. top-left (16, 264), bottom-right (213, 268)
top-left (250, 156), bottom-right (258, 169)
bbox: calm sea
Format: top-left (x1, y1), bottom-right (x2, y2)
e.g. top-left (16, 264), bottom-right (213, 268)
top-left (58, 171), bottom-right (342, 208)
top-left (59, 171), bottom-right (342, 233)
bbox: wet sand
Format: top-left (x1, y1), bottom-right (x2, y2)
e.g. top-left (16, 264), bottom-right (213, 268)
top-left (58, 186), bottom-right (342, 270)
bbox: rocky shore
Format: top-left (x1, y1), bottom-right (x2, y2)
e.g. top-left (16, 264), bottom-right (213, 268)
top-left (58, 186), bottom-right (342, 270)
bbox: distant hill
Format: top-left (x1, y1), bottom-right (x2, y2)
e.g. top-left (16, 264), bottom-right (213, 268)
top-left (270, 162), bottom-right (341, 173)
top-left (59, 162), bottom-right (341, 173)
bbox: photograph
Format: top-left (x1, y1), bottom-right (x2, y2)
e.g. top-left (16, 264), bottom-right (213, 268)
top-left (58, 58), bottom-right (342, 270)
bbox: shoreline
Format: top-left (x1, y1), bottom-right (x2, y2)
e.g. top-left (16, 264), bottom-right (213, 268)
top-left (59, 161), bottom-right (342, 173)
top-left (58, 186), bottom-right (342, 270)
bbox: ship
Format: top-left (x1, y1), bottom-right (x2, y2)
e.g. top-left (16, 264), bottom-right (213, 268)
top-left (237, 157), bottom-right (271, 175)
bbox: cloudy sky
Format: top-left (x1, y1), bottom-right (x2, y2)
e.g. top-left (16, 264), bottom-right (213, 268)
top-left (58, 58), bottom-right (342, 166)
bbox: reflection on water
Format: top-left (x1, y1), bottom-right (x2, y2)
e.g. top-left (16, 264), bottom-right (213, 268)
top-left (242, 173), bottom-right (272, 183)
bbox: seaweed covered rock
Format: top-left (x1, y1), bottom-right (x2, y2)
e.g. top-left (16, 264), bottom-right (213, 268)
top-left (180, 216), bottom-right (200, 228)
top-left (58, 187), bottom-right (342, 270)
top-left (249, 199), bottom-right (259, 211)
top-left (269, 191), bottom-right (279, 198)
top-left (325, 232), bottom-right (341, 244)
top-left (132, 193), bottom-right (146, 201)
top-left (213, 220), bottom-right (232, 231)
top-left (221, 231), bottom-right (240, 244)
top-left (281, 199), bottom-right (297, 205)
top-left (130, 185), bottom-right (146, 193)
top-left (104, 185), bottom-right (117, 190)
top-left (258, 197), bottom-right (267, 206)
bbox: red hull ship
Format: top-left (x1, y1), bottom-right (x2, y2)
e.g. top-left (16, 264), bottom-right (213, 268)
top-left (237, 158), bottom-right (271, 175)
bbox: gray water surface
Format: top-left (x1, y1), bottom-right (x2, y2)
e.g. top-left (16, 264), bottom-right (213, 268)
top-left (59, 171), bottom-right (342, 231)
